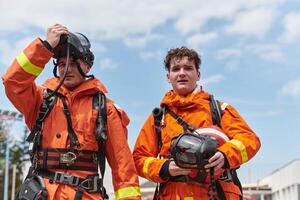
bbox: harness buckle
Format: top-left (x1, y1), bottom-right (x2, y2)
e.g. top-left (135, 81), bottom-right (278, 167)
top-left (53, 172), bottom-right (80, 186)
top-left (80, 176), bottom-right (100, 192)
top-left (218, 170), bottom-right (233, 182)
top-left (60, 152), bottom-right (77, 166)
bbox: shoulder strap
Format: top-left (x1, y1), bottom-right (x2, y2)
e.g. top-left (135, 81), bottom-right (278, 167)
top-left (209, 95), bottom-right (222, 127)
top-left (93, 92), bottom-right (109, 200)
top-left (152, 107), bottom-right (165, 200)
top-left (27, 89), bottom-right (58, 169)
top-left (152, 104), bottom-right (197, 153)
top-left (59, 95), bottom-right (80, 148)
top-left (163, 105), bottom-right (195, 133)
top-left (94, 92), bottom-right (107, 142)
top-left (27, 89), bottom-right (58, 142)
top-left (209, 95), bottom-right (243, 199)
top-left (152, 107), bottom-right (164, 153)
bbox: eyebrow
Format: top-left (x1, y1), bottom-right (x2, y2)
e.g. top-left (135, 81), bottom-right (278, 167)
top-left (171, 64), bottom-right (194, 68)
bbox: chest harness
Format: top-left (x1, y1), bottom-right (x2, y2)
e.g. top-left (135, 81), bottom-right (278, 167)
top-left (24, 89), bottom-right (109, 200)
top-left (152, 95), bottom-right (243, 200)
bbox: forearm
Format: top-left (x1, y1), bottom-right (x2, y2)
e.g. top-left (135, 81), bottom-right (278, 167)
top-left (2, 38), bottom-right (52, 128)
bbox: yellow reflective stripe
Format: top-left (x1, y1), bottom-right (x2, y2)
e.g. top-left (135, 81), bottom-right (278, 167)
top-left (229, 139), bottom-right (248, 163)
top-left (16, 52), bottom-right (43, 76)
top-left (184, 197), bottom-right (194, 200)
top-left (143, 157), bottom-right (155, 180)
top-left (115, 186), bottom-right (140, 200)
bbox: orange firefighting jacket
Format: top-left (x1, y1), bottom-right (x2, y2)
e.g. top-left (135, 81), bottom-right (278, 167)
top-left (2, 38), bottom-right (141, 200)
top-left (133, 89), bottom-right (261, 200)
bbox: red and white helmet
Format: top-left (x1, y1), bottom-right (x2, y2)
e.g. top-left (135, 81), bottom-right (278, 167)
top-left (188, 126), bottom-right (230, 182)
top-left (193, 126), bottom-right (229, 147)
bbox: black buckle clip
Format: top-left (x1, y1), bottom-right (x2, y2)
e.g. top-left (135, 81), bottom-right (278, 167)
top-left (53, 172), bottom-right (80, 186)
top-left (218, 169), bottom-right (233, 182)
top-left (80, 176), bottom-right (100, 192)
top-left (60, 151), bottom-right (77, 166)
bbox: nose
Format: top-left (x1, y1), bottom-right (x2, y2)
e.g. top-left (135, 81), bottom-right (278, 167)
top-left (178, 68), bottom-right (186, 77)
top-left (65, 63), bottom-right (74, 73)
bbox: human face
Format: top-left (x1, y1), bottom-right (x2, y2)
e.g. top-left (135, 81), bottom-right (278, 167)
top-left (167, 56), bottom-right (200, 96)
top-left (58, 57), bottom-right (91, 90)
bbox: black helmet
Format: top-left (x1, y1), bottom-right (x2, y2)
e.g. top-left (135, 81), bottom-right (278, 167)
top-left (53, 32), bottom-right (94, 67)
top-left (170, 133), bottom-right (218, 169)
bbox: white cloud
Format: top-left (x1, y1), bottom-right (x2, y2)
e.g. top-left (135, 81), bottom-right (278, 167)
top-left (173, 0), bottom-right (281, 35)
top-left (0, 0), bottom-right (285, 43)
top-left (246, 44), bottom-right (285, 62)
top-left (98, 58), bottom-right (118, 70)
top-left (187, 32), bottom-right (218, 47)
top-left (0, 37), bottom-right (35, 67)
top-left (224, 60), bottom-right (240, 71)
top-left (0, 0), bottom-right (179, 39)
top-left (261, 51), bottom-right (284, 62)
top-left (280, 12), bottom-right (300, 43)
top-left (174, 1), bottom-right (243, 35)
top-left (216, 48), bottom-right (242, 60)
top-left (280, 78), bottom-right (300, 97)
top-left (139, 51), bottom-right (163, 60)
top-left (199, 74), bottom-right (225, 86)
top-left (93, 43), bottom-right (107, 54)
top-left (246, 109), bottom-right (282, 118)
top-left (123, 34), bottom-right (161, 48)
top-left (226, 8), bottom-right (275, 38)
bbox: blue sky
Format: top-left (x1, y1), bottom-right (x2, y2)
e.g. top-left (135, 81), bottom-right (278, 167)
top-left (1, 0), bottom-right (300, 184)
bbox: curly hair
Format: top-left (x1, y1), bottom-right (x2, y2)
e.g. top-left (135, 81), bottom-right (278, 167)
top-left (164, 46), bottom-right (201, 71)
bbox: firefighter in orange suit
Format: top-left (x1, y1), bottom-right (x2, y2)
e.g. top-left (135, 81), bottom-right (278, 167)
top-left (133, 47), bottom-right (261, 200)
top-left (2, 24), bottom-right (141, 200)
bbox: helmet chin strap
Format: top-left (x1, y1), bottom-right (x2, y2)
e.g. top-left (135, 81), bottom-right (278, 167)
top-left (52, 58), bottom-right (94, 80)
top-left (74, 60), bottom-right (94, 79)
top-left (52, 61), bottom-right (59, 78)
top-left (46, 42), bottom-right (71, 100)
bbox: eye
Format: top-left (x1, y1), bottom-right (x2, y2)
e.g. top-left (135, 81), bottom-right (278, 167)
top-left (171, 66), bottom-right (180, 72)
top-left (185, 66), bottom-right (194, 71)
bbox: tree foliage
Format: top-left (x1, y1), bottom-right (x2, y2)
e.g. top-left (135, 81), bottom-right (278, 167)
top-left (0, 122), bottom-right (29, 199)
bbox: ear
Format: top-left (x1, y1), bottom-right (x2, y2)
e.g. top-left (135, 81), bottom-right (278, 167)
top-left (87, 65), bottom-right (92, 72)
top-left (197, 71), bottom-right (200, 81)
top-left (83, 63), bottom-right (91, 74)
top-left (166, 73), bottom-right (171, 83)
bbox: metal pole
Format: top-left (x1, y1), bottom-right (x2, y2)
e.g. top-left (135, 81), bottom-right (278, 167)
top-left (3, 141), bottom-right (9, 200)
top-left (11, 164), bottom-right (16, 200)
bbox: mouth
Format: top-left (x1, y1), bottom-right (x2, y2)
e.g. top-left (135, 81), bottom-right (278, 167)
top-left (64, 75), bottom-right (73, 80)
top-left (177, 80), bottom-right (188, 83)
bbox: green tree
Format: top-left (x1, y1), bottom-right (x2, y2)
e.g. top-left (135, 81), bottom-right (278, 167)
top-left (9, 127), bottom-right (30, 196)
top-left (0, 124), bottom-right (29, 199)
top-left (0, 120), bottom-right (8, 199)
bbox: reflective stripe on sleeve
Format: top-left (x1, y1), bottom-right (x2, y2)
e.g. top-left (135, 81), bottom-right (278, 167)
top-left (221, 102), bottom-right (228, 110)
top-left (16, 52), bottom-right (43, 76)
top-left (143, 157), bottom-right (156, 180)
top-left (229, 139), bottom-right (248, 163)
top-left (115, 186), bottom-right (141, 200)
top-left (184, 197), bottom-right (194, 200)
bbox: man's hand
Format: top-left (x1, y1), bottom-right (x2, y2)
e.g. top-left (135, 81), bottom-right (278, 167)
top-left (204, 151), bottom-right (225, 172)
top-left (45, 24), bottom-right (69, 48)
top-left (168, 161), bottom-right (192, 176)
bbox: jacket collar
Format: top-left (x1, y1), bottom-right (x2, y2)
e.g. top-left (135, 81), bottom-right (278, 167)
top-left (161, 85), bottom-right (211, 109)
